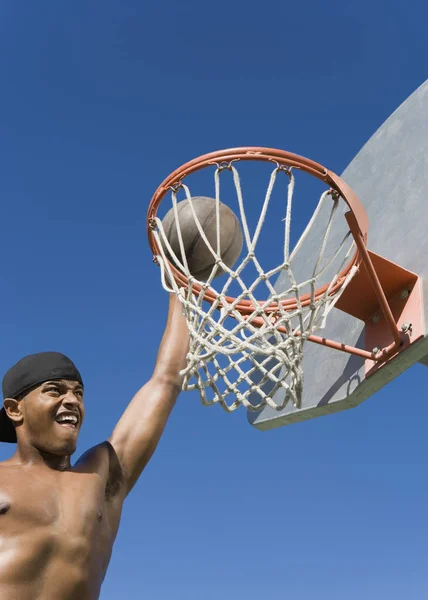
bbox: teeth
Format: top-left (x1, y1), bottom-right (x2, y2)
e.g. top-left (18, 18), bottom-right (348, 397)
top-left (56, 415), bottom-right (78, 424)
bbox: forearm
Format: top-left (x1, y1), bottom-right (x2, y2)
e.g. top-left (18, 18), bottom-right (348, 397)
top-left (153, 294), bottom-right (189, 387)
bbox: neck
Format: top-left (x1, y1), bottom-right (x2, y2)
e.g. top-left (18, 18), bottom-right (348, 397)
top-left (10, 441), bottom-right (72, 471)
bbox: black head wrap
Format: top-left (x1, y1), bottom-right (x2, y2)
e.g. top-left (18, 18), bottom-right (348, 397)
top-left (0, 352), bottom-right (83, 443)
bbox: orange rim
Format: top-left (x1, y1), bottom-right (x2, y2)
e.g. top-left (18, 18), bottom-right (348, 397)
top-left (147, 147), bottom-right (368, 314)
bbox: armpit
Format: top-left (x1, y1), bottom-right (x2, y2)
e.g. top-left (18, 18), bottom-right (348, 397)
top-left (104, 441), bottom-right (125, 501)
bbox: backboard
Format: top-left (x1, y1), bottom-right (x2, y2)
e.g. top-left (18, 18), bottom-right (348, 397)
top-left (248, 80), bottom-right (428, 430)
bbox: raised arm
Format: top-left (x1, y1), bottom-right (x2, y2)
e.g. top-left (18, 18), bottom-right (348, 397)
top-left (109, 294), bottom-right (189, 493)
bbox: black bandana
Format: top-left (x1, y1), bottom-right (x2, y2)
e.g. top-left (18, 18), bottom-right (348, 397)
top-left (0, 352), bottom-right (83, 443)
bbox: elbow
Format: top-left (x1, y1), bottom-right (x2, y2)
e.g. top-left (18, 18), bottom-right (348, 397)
top-left (151, 371), bottom-right (183, 397)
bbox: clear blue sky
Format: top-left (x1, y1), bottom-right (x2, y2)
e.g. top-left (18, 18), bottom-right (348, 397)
top-left (0, 1), bottom-right (427, 599)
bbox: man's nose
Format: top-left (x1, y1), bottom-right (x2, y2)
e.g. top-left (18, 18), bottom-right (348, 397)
top-left (62, 392), bottom-right (81, 407)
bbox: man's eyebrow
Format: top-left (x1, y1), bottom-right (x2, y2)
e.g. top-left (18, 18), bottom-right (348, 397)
top-left (68, 381), bottom-right (83, 392)
top-left (42, 380), bottom-right (83, 390)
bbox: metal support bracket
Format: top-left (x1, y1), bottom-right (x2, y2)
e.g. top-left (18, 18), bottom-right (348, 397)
top-left (334, 246), bottom-right (424, 376)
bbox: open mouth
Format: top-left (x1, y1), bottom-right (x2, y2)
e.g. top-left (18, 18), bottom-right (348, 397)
top-left (54, 413), bottom-right (79, 430)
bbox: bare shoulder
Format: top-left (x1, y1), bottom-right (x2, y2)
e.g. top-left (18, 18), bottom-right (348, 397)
top-left (0, 459), bottom-right (25, 478)
top-left (74, 441), bottom-right (125, 502)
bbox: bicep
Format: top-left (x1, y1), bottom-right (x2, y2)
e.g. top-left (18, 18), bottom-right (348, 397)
top-left (109, 377), bottom-right (179, 493)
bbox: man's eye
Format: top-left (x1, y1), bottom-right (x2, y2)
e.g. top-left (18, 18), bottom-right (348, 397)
top-left (45, 387), bottom-right (60, 395)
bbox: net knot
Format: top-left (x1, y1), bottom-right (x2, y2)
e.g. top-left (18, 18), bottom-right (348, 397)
top-left (213, 160), bottom-right (238, 172)
top-left (169, 181), bottom-right (183, 194)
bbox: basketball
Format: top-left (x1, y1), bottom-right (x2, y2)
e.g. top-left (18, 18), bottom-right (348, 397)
top-left (161, 196), bottom-right (244, 281)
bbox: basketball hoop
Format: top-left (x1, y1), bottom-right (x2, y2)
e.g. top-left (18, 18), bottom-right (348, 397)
top-left (147, 147), bottom-right (422, 413)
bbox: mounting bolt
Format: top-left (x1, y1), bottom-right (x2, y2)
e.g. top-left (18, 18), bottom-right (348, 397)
top-left (399, 289), bottom-right (410, 300)
top-left (400, 322), bottom-right (412, 334)
top-left (372, 347), bottom-right (381, 355)
top-left (371, 313), bottom-right (380, 324)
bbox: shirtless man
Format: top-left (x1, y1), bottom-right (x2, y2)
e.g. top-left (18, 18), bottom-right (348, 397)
top-left (0, 295), bottom-right (189, 599)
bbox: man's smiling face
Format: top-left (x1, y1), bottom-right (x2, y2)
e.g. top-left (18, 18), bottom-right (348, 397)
top-left (8, 379), bottom-right (85, 455)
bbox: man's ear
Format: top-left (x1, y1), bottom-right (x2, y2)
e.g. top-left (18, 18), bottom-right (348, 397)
top-left (4, 398), bottom-right (23, 424)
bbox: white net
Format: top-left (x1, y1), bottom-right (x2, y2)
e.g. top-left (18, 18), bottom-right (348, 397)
top-left (151, 162), bottom-right (357, 413)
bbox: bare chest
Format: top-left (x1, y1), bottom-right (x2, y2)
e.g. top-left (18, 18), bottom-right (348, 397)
top-left (0, 471), bottom-right (106, 532)
top-left (0, 469), bottom-right (119, 583)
